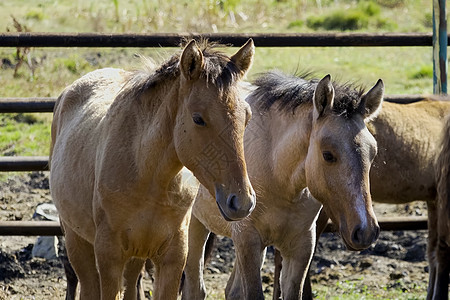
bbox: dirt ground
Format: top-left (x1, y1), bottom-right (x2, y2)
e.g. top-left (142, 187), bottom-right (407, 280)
top-left (0, 172), bottom-right (433, 299)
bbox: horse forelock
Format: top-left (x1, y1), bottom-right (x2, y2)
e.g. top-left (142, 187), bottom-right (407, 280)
top-left (183, 38), bottom-right (242, 91)
top-left (121, 40), bottom-right (242, 102)
top-left (251, 71), bottom-right (366, 119)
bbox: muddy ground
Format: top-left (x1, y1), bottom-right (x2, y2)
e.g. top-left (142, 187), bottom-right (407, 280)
top-left (0, 172), bottom-right (432, 299)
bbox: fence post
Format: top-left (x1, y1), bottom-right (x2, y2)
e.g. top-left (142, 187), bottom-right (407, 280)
top-left (433, 0), bottom-right (448, 94)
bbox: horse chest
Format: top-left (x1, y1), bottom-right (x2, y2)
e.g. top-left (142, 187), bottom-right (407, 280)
top-left (118, 205), bottom-right (190, 258)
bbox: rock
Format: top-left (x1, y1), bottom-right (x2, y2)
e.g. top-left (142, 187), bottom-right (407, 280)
top-left (32, 203), bottom-right (59, 222)
top-left (31, 203), bottom-right (60, 260)
top-left (31, 236), bottom-right (58, 260)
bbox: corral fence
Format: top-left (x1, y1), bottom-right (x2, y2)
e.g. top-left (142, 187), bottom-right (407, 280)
top-left (1, 31), bottom-right (445, 236)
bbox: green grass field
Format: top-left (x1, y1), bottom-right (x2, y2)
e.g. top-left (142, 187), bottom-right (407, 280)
top-left (0, 1), bottom-right (438, 297)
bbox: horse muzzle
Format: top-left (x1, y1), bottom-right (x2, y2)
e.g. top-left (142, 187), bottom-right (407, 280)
top-left (340, 220), bottom-right (380, 251)
top-left (215, 184), bottom-right (256, 221)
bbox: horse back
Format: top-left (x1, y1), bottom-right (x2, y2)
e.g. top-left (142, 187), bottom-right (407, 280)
top-left (51, 68), bottom-right (131, 154)
top-left (52, 68), bottom-right (128, 132)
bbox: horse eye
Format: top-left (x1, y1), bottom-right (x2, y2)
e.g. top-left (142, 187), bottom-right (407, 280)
top-left (192, 114), bottom-right (206, 127)
top-left (322, 151), bottom-right (336, 163)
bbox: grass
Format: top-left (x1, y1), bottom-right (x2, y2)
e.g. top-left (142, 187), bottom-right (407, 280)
top-left (311, 277), bottom-right (428, 300)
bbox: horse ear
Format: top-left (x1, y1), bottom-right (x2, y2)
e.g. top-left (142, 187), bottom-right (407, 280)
top-left (360, 79), bottom-right (384, 120)
top-left (180, 40), bottom-right (204, 81)
top-left (313, 74), bottom-right (335, 118)
top-left (230, 38), bottom-right (255, 78)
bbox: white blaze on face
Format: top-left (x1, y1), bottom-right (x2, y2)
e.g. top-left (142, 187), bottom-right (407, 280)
top-left (352, 127), bottom-right (377, 231)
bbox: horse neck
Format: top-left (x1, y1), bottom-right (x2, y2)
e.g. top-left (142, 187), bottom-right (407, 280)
top-left (246, 104), bottom-right (312, 201)
top-left (134, 80), bottom-right (184, 196)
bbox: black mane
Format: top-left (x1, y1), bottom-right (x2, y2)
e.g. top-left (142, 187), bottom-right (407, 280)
top-left (251, 70), bottom-right (366, 118)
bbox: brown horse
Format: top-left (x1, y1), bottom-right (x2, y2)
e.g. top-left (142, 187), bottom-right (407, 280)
top-left (273, 97), bottom-right (450, 300)
top-left (182, 70), bottom-right (384, 299)
top-left (50, 39), bottom-right (256, 300)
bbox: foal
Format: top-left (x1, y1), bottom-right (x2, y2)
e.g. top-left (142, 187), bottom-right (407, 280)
top-left (50, 39), bottom-right (256, 300)
top-left (275, 97), bottom-right (450, 300)
top-left (183, 71), bottom-right (384, 299)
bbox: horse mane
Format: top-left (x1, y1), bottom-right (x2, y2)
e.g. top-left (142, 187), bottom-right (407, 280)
top-left (250, 70), bottom-right (366, 118)
top-left (121, 39), bottom-right (242, 100)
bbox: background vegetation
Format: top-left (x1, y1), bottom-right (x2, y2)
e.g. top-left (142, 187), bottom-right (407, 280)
top-left (0, 0), bottom-right (436, 159)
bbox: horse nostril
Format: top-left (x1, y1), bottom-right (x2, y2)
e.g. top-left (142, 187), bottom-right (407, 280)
top-left (352, 224), bottom-right (379, 247)
top-left (226, 194), bottom-right (239, 212)
top-left (351, 225), bottom-right (363, 245)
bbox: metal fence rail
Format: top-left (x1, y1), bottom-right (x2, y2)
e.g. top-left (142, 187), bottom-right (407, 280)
top-left (0, 156), bottom-right (49, 172)
top-left (0, 32), bottom-right (447, 48)
top-left (0, 95), bottom-right (431, 114)
top-left (0, 217), bottom-right (428, 236)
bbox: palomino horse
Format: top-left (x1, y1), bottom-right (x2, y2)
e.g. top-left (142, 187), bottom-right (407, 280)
top-left (272, 96), bottom-right (450, 300)
top-left (182, 70), bottom-right (384, 299)
top-left (50, 39), bottom-right (256, 300)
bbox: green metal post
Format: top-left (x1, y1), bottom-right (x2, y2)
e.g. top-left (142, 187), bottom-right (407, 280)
top-left (433, 0), bottom-right (447, 94)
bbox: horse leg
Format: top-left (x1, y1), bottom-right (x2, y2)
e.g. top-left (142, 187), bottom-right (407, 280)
top-left (94, 228), bottom-right (128, 300)
top-left (273, 248), bottom-right (282, 300)
top-left (279, 226), bottom-right (317, 300)
top-left (123, 257), bottom-right (146, 300)
top-left (433, 237), bottom-right (450, 300)
top-left (64, 225), bottom-right (100, 300)
top-left (227, 227), bottom-right (265, 300)
top-left (433, 196), bottom-right (450, 300)
top-left (427, 200), bottom-right (439, 300)
top-left (57, 236), bottom-right (79, 300)
top-left (225, 261), bottom-right (240, 298)
top-left (302, 209), bottom-right (329, 300)
top-left (182, 215), bottom-right (211, 300)
top-left (272, 209), bottom-right (328, 300)
top-left (152, 232), bottom-right (188, 300)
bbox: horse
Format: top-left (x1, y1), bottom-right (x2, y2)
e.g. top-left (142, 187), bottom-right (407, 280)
top-left (271, 96), bottom-right (450, 300)
top-left (49, 39), bottom-right (257, 300)
top-left (429, 113), bottom-right (450, 300)
top-left (182, 70), bottom-right (384, 300)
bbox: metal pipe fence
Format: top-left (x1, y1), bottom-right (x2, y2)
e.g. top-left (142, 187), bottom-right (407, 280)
top-left (0, 32), bottom-right (438, 235)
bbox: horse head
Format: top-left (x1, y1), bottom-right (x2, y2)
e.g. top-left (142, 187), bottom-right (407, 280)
top-left (305, 75), bottom-right (384, 250)
top-left (174, 39), bottom-right (256, 221)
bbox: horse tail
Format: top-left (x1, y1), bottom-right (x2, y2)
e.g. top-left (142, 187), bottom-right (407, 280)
top-left (48, 90), bottom-right (66, 168)
top-left (436, 114), bottom-right (450, 219)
